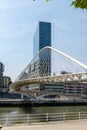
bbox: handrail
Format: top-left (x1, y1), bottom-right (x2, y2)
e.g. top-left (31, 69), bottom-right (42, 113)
top-left (0, 111), bottom-right (87, 126)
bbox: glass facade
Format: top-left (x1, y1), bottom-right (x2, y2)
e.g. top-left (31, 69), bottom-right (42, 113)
top-left (33, 21), bottom-right (51, 57)
top-left (39, 22), bottom-right (51, 51)
top-left (0, 62), bottom-right (4, 91)
top-left (33, 21), bottom-right (51, 77)
top-left (0, 62), bottom-right (4, 72)
top-left (28, 21), bottom-right (51, 91)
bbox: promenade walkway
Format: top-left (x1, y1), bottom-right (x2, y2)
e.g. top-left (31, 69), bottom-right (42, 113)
top-left (2, 120), bottom-right (87, 130)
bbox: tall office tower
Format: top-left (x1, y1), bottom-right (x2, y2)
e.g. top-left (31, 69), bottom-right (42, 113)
top-left (33, 21), bottom-right (51, 77)
top-left (0, 62), bottom-right (4, 91)
top-left (33, 21), bottom-right (51, 57)
top-left (27, 21), bottom-right (52, 90)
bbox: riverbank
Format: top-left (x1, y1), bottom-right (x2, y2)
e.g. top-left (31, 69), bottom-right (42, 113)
top-left (1, 99), bottom-right (87, 107)
top-left (2, 120), bottom-right (87, 130)
top-left (0, 92), bottom-right (87, 107)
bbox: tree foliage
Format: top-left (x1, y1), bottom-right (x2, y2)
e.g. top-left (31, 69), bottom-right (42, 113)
top-left (72, 0), bottom-right (87, 9)
top-left (34, 0), bottom-right (87, 9)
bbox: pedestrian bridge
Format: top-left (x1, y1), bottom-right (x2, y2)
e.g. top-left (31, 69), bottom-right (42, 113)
top-left (11, 72), bottom-right (87, 91)
top-left (11, 46), bottom-right (87, 92)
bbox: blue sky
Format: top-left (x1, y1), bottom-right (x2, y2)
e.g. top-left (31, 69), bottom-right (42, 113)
top-left (0, 0), bottom-right (87, 81)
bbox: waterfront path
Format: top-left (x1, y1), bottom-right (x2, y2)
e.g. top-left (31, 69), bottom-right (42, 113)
top-left (2, 120), bottom-right (87, 130)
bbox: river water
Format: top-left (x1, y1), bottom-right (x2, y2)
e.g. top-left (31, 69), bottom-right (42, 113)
top-left (0, 105), bottom-right (87, 116)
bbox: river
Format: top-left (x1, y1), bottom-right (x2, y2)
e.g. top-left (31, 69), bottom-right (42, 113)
top-left (0, 105), bottom-right (87, 116)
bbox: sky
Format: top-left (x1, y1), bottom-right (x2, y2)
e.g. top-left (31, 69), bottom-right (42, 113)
top-left (0, 0), bottom-right (87, 81)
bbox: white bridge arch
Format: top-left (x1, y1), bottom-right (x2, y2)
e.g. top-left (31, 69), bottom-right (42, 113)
top-left (11, 46), bottom-right (87, 92)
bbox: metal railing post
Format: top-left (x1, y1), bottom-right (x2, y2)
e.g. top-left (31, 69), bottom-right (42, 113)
top-left (79, 112), bottom-right (81, 120)
top-left (6, 115), bottom-right (8, 126)
top-left (63, 112), bottom-right (65, 121)
top-left (27, 114), bottom-right (30, 124)
top-left (46, 113), bottom-right (48, 123)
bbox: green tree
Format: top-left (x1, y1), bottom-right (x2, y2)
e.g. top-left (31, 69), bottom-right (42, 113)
top-left (72, 0), bottom-right (87, 9)
top-left (34, 0), bottom-right (87, 9)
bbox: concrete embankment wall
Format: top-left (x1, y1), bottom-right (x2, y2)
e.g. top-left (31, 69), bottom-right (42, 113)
top-left (0, 99), bottom-right (87, 107)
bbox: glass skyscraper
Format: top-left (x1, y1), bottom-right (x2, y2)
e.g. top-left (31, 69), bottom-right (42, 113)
top-left (0, 62), bottom-right (4, 91)
top-left (33, 21), bottom-right (51, 57)
top-left (27, 21), bottom-right (51, 90)
top-left (33, 21), bottom-right (51, 77)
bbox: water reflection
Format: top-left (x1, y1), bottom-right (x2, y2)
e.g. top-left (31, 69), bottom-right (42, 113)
top-left (0, 105), bottom-right (87, 116)
top-left (26, 105), bottom-right (87, 114)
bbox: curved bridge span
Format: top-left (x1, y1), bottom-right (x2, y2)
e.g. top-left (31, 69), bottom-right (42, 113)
top-left (11, 73), bottom-right (87, 91)
top-left (15, 46), bottom-right (87, 81)
top-left (11, 46), bottom-right (87, 92)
